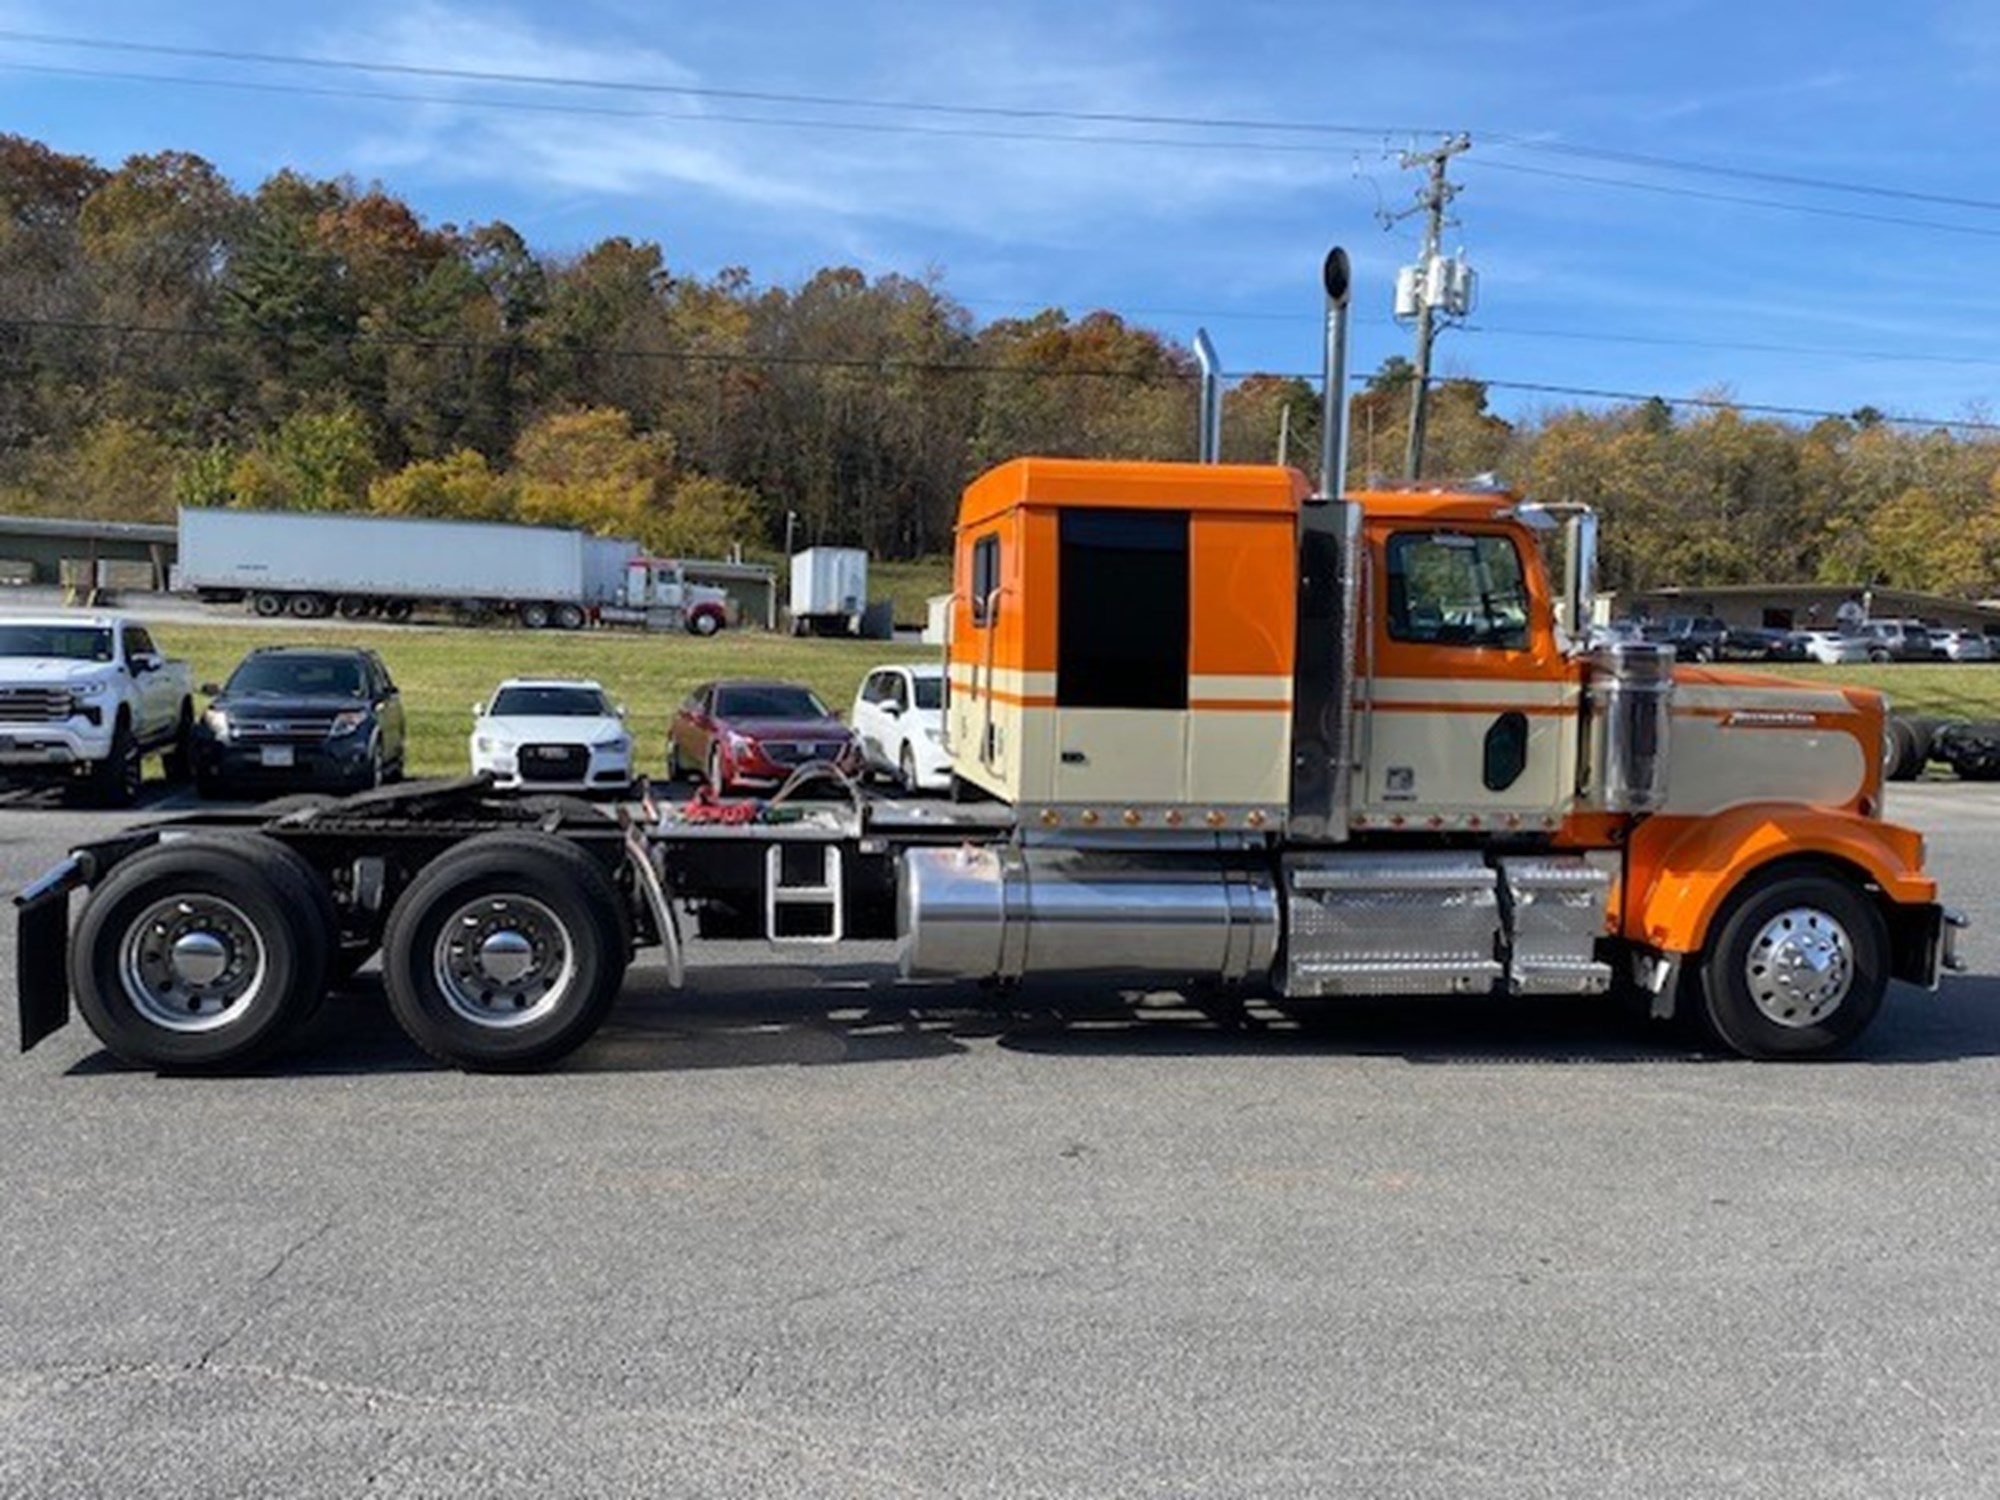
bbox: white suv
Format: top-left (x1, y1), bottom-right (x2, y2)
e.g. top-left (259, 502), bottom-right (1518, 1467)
top-left (851, 663), bottom-right (950, 791)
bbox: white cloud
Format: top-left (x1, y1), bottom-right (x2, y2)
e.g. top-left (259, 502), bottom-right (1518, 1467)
top-left (318, 1), bottom-right (1358, 262)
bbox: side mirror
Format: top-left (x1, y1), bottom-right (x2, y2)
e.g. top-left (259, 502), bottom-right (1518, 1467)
top-left (472, 701), bottom-right (487, 717)
top-left (884, 702), bottom-right (903, 718)
top-left (200, 681), bottom-right (222, 697)
top-left (616, 704), bottom-right (628, 719)
top-left (129, 653), bottom-right (159, 675)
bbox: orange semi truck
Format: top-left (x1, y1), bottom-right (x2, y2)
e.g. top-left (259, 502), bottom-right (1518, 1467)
top-left (14, 261), bottom-right (1966, 1072)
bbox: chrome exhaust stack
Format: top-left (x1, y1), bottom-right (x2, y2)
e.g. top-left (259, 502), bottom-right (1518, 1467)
top-left (1318, 247), bottom-right (1351, 497)
top-left (1193, 328), bottom-right (1223, 463)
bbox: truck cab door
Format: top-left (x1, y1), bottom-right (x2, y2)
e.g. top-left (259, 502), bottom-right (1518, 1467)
top-left (122, 626), bottom-right (173, 736)
top-left (1359, 527), bottom-right (1575, 828)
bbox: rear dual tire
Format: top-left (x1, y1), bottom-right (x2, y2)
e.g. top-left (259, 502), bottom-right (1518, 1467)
top-left (381, 832), bottom-right (629, 1071)
top-left (70, 836), bottom-right (337, 1070)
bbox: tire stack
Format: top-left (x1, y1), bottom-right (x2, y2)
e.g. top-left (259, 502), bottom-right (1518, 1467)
top-left (1887, 713), bottom-right (2000, 782)
top-left (1931, 720), bottom-right (2000, 782)
top-left (1883, 715), bottom-right (1941, 781)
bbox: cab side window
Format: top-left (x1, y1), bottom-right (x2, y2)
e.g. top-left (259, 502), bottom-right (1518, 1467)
top-left (970, 534), bottom-right (1001, 626)
top-left (1387, 532), bottom-right (1529, 651)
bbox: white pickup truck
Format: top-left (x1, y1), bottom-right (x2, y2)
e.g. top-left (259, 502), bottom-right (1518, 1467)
top-left (0, 617), bottom-right (195, 805)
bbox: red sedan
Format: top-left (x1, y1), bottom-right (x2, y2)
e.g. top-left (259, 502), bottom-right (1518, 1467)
top-left (666, 679), bottom-right (862, 793)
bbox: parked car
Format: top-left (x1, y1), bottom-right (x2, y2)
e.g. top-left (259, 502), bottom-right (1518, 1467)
top-left (851, 663), bottom-right (950, 791)
top-left (666, 679), bottom-right (861, 793)
top-left (1718, 625), bottom-right (1807, 662)
top-left (1930, 628), bottom-right (1993, 663)
top-left (1642, 615), bottom-right (1729, 662)
top-left (194, 646), bottom-right (405, 798)
top-left (0, 616), bottom-right (193, 806)
top-left (470, 678), bottom-right (633, 793)
top-left (1789, 629), bottom-right (1871, 665)
top-left (1859, 618), bottom-right (1943, 662)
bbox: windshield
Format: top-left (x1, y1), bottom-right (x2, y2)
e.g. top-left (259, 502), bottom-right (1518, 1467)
top-left (913, 676), bottom-right (944, 711)
top-left (490, 685), bottom-right (611, 718)
top-left (715, 684), bottom-right (829, 719)
top-left (225, 655), bottom-right (366, 698)
top-left (0, 625), bottom-right (114, 662)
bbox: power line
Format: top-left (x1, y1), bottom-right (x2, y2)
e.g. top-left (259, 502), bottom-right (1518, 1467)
top-left (21, 56), bottom-right (1989, 248)
top-left (0, 28), bottom-right (1427, 138)
top-left (3, 26), bottom-right (1995, 215)
top-left (0, 61), bottom-right (1346, 157)
top-left (5, 313), bottom-right (1996, 432)
top-left (1479, 158), bottom-right (2000, 240)
top-left (1495, 136), bottom-right (2000, 216)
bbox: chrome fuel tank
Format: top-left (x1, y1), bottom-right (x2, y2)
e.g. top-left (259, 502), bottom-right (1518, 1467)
top-left (899, 843), bottom-right (1279, 985)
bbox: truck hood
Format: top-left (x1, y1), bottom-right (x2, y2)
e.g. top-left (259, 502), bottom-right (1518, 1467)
top-left (0, 659), bottom-right (119, 687)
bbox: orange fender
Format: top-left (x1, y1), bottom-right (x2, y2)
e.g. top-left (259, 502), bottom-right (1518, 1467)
top-left (1624, 802), bottom-right (1935, 956)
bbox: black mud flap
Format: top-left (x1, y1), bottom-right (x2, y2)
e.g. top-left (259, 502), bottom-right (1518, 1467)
top-left (17, 892), bottom-right (71, 1052)
top-left (1888, 902), bottom-right (1955, 990)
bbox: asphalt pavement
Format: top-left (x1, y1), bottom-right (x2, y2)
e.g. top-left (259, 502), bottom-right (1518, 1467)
top-left (2, 783), bottom-right (1998, 1498)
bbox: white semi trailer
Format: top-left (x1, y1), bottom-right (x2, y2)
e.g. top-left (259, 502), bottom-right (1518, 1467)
top-left (178, 509), bottom-right (728, 632)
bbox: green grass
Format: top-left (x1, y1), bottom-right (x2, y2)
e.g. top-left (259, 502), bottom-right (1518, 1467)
top-left (153, 621), bottom-right (934, 778)
top-left (1755, 662), bottom-right (2000, 720)
top-left (867, 558), bottom-right (952, 627)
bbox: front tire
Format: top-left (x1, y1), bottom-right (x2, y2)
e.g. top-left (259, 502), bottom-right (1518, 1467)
top-left (84, 715), bottom-right (142, 808)
top-left (688, 608), bottom-right (722, 637)
top-left (70, 835), bottom-right (335, 1069)
top-left (1692, 866), bottom-right (1889, 1060)
top-left (381, 832), bottom-right (629, 1070)
top-left (162, 702), bottom-right (195, 784)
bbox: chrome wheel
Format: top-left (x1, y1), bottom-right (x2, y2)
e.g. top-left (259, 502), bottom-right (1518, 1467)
top-left (1744, 906), bottom-right (1854, 1028)
top-left (117, 895), bottom-right (268, 1033)
top-left (431, 895), bottom-right (575, 1030)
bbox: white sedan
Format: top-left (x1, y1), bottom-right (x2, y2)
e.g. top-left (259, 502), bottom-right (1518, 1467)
top-left (851, 663), bottom-right (951, 791)
top-left (1792, 629), bottom-right (1870, 665)
top-left (470, 678), bottom-right (634, 793)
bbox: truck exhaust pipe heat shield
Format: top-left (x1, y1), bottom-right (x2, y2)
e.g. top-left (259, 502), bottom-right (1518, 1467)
top-left (899, 845), bottom-right (1279, 986)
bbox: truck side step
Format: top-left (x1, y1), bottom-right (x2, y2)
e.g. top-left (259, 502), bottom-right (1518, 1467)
top-left (765, 843), bottom-right (844, 943)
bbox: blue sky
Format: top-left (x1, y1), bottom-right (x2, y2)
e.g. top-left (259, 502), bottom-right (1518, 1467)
top-left (5, 1), bottom-right (1999, 434)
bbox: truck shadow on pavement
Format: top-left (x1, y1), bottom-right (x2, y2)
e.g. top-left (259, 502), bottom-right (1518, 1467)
top-left (60, 967), bottom-right (2000, 1078)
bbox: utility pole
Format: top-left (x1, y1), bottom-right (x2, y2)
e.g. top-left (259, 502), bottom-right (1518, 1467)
top-left (1387, 133), bottom-right (1473, 481)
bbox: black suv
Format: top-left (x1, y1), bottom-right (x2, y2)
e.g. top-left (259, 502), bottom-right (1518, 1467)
top-left (194, 646), bottom-right (406, 798)
top-left (1642, 615), bottom-right (1730, 662)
